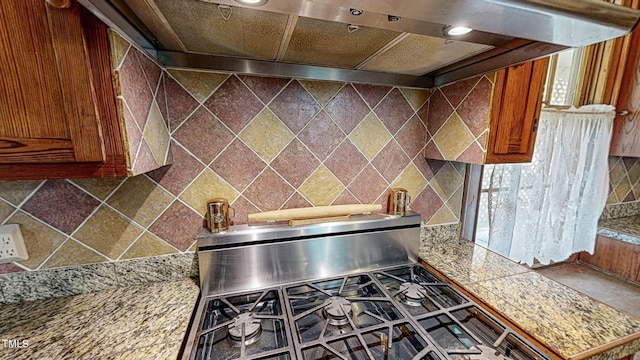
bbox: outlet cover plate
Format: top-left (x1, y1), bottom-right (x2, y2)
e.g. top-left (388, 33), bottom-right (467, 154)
top-left (0, 224), bottom-right (29, 263)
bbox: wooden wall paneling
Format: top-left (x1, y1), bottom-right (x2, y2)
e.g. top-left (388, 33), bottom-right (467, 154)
top-left (580, 235), bottom-right (640, 281)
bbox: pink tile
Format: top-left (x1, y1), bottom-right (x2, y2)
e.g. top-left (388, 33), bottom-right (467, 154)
top-left (414, 157), bottom-right (442, 181)
top-left (173, 107), bottom-right (235, 164)
top-left (22, 180), bottom-right (100, 235)
top-left (374, 89), bottom-right (414, 134)
top-left (147, 143), bottom-right (204, 196)
top-left (424, 140), bottom-right (445, 161)
top-left (349, 165), bottom-right (388, 204)
top-left (243, 169), bottom-right (294, 211)
top-left (324, 140), bottom-right (368, 185)
top-left (135, 51), bottom-right (162, 95)
top-left (211, 139), bottom-right (267, 192)
top-left (165, 75), bottom-right (199, 131)
top-left (325, 85), bottom-right (369, 134)
top-left (409, 185), bottom-right (443, 222)
top-left (623, 157), bottom-right (638, 170)
top-left (332, 190), bottom-right (360, 205)
top-left (230, 196), bottom-right (260, 225)
top-left (427, 90), bottom-right (454, 136)
top-left (132, 140), bottom-right (159, 175)
top-left (457, 77), bottom-right (492, 137)
top-left (624, 191), bottom-right (636, 202)
top-left (240, 75), bottom-right (290, 103)
top-left (281, 192), bottom-right (312, 209)
top-left (417, 99), bottom-right (429, 127)
top-left (440, 76), bottom-right (481, 109)
top-left (205, 76), bottom-right (263, 133)
top-left (353, 84), bottom-right (392, 108)
top-left (270, 139), bottom-right (319, 187)
top-left (118, 48), bottom-right (153, 129)
top-left (298, 111), bottom-right (345, 161)
top-left (376, 186), bottom-right (393, 213)
top-left (156, 74), bottom-right (169, 128)
top-left (0, 263), bottom-right (25, 274)
top-left (372, 140), bottom-right (410, 182)
top-left (149, 201), bottom-right (203, 251)
top-left (396, 115), bottom-right (427, 159)
top-left (457, 142), bottom-right (484, 164)
top-left (269, 81), bottom-right (320, 133)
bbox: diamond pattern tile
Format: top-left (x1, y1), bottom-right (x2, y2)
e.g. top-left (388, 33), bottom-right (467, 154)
top-left (143, 101), bottom-right (170, 165)
top-left (0, 263), bottom-right (25, 274)
top-left (205, 76), bottom-right (263, 134)
top-left (168, 69), bottom-right (228, 102)
top-left (409, 185), bottom-right (443, 223)
top-left (108, 30), bottom-right (130, 70)
top-left (270, 139), bottom-right (319, 188)
top-left (432, 113), bottom-right (475, 160)
top-left (42, 239), bottom-right (108, 269)
top-left (324, 140), bottom-right (368, 186)
top-left (353, 84), bottom-right (391, 109)
top-left (400, 88), bottom-right (430, 111)
top-left (396, 115), bottom-right (427, 159)
top-left (121, 231), bottom-right (177, 260)
top-left (0, 180), bottom-right (43, 206)
top-left (417, 100), bottom-right (429, 126)
top-left (149, 201), bottom-right (203, 251)
top-left (457, 141), bottom-right (485, 164)
top-left (22, 181), bottom-right (100, 235)
top-left (211, 139), bottom-right (267, 192)
top-left (0, 200), bottom-right (15, 224)
top-left (428, 205), bottom-right (458, 225)
top-left (299, 80), bottom-right (344, 106)
top-left (349, 112), bottom-right (392, 160)
top-left (332, 190), bottom-right (359, 205)
top-left (427, 90), bottom-right (454, 135)
top-left (270, 80), bottom-right (321, 133)
top-left (173, 107), bottom-right (234, 164)
top-left (240, 109), bottom-right (294, 162)
top-left (157, 75), bottom-right (169, 128)
top-left (179, 169), bottom-right (237, 215)
top-left (135, 51), bottom-right (162, 96)
top-left (349, 165), bottom-right (388, 204)
top-left (391, 164), bottom-right (427, 201)
top-left (5, 211), bottom-right (66, 270)
top-left (164, 76), bottom-right (199, 131)
top-left (132, 139), bottom-right (160, 175)
top-left (431, 162), bottom-right (464, 202)
top-left (281, 192), bottom-right (313, 209)
top-left (325, 85), bottom-right (369, 135)
top-left (424, 140), bottom-right (445, 161)
top-left (230, 196), bottom-right (260, 225)
top-left (240, 75), bottom-right (289, 103)
top-left (118, 47), bottom-right (153, 129)
top-left (298, 111), bottom-right (345, 161)
top-left (457, 77), bottom-right (492, 137)
top-left (447, 186), bottom-right (464, 216)
top-left (123, 102), bottom-right (142, 161)
top-left (106, 175), bottom-right (173, 227)
top-left (372, 140), bottom-right (411, 183)
top-left (147, 143), bottom-right (204, 196)
top-left (243, 169), bottom-right (294, 211)
top-left (374, 89), bottom-right (414, 135)
top-left (298, 166), bottom-right (344, 206)
top-left (440, 76), bottom-right (480, 109)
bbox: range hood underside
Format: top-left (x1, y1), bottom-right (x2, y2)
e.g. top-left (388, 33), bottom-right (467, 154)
top-left (79, 0), bottom-right (639, 88)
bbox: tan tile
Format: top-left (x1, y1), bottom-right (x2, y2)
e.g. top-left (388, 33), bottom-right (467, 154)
top-left (143, 101), bottom-right (170, 165)
top-left (432, 112), bottom-right (475, 160)
top-left (5, 211), bottom-right (66, 270)
top-left (167, 69), bottom-right (228, 102)
top-left (41, 239), bottom-right (108, 269)
top-left (107, 175), bottom-right (173, 227)
top-left (71, 177), bottom-right (125, 200)
top-left (400, 88), bottom-right (430, 111)
top-left (633, 179), bottom-right (640, 200)
top-left (240, 109), bottom-right (294, 162)
top-left (179, 169), bottom-right (237, 215)
top-left (447, 185), bottom-right (464, 217)
top-left (108, 30), bottom-right (131, 70)
top-left (606, 191), bottom-right (619, 205)
top-left (628, 161), bottom-right (640, 184)
top-left (349, 112), bottom-right (392, 160)
top-left (391, 163), bottom-right (427, 200)
top-left (74, 206), bottom-right (144, 259)
top-left (189, 241), bottom-right (198, 252)
top-left (0, 180), bottom-right (43, 206)
top-left (431, 162), bottom-right (464, 201)
top-left (120, 231), bottom-right (177, 259)
top-left (0, 200), bottom-right (15, 224)
top-left (299, 80), bottom-right (344, 106)
top-left (615, 178), bottom-right (632, 202)
top-left (609, 158), bottom-right (626, 186)
top-left (427, 205), bottom-right (458, 225)
top-left (298, 165), bottom-right (345, 206)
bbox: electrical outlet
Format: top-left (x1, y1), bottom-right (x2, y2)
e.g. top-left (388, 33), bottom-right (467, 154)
top-left (0, 224), bottom-right (28, 263)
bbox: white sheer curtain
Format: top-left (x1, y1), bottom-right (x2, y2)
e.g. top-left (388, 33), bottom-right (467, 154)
top-left (485, 106), bottom-right (615, 265)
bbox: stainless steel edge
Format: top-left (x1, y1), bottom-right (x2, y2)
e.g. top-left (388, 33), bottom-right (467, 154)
top-left (159, 51), bottom-right (435, 89)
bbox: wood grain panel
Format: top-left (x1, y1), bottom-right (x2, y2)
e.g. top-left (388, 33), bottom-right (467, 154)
top-left (0, 138), bottom-right (74, 163)
top-left (579, 235), bottom-right (640, 281)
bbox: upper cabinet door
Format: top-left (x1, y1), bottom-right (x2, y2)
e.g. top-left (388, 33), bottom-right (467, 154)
top-left (0, 0), bottom-right (104, 164)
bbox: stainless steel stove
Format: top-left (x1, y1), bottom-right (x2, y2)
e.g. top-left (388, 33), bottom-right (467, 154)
top-left (181, 212), bottom-right (549, 360)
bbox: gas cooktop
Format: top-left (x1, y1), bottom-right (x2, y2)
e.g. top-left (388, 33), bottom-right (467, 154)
top-left (182, 212), bottom-right (549, 360)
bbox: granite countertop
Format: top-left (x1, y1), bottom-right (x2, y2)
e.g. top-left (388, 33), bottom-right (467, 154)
top-left (419, 229), bottom-right (640, 360)
top-left (598, 215), bottom-right (640, 245)
top-left (0, 278), bottom-right (199, 360)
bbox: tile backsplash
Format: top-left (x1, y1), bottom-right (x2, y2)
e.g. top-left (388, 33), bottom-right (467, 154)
top-left (0, 33), bottom-right (466, 274)
top-left (607, 156), bottom-right (640, 205)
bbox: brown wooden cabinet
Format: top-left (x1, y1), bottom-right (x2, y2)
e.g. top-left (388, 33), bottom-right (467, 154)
top-left (0, 0), bottom-right (127, 180)
top-left (579, 235), bottom-right (640, 282)
top-left (486, 58), bottom-right (549, 163)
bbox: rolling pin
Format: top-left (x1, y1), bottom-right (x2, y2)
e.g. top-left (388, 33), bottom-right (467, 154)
top-left (248, 204), bottom-right (382, 222)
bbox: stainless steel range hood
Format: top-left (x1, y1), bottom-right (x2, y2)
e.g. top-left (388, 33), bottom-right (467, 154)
top-left (80, 0), bottom-right (640, 88)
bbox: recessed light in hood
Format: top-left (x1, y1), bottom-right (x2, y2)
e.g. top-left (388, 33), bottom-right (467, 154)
top-left (446, 26), bottom-right (472, 36)
top-left (235, 0), bottom-right (267, 6)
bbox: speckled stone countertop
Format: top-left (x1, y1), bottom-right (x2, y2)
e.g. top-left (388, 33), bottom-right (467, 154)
top-left (598, 215), bottom-right (640, 245)
top-left (419, 226), bottom-right (640, 360)
top-left (0, 278), bottom-right (199, 360)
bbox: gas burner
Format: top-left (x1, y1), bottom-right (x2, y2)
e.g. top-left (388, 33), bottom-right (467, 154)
top-left (322, 296), bottom-right (352, 326)
top-left (228, 312), bottom-right (263, 346)
top-left (465, 345), bottom-right (510, 360)
top-left (398, 282), bottom-right (427, 307)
